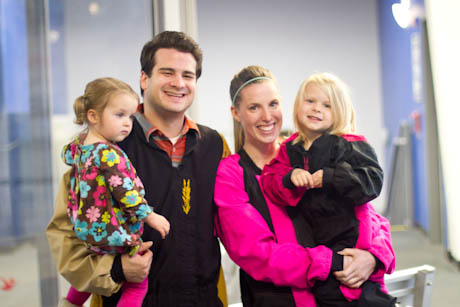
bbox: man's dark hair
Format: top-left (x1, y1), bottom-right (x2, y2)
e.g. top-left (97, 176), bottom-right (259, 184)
top-left (140, 31), bottom-right (203, 80)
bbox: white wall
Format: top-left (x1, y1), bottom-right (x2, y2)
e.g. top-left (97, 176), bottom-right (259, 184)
top-left (195, 0), bottom-right (386, 212)
top-left (425, 0), bottom-right (460, 261)
top-left (64, 0), bottom-right (151, 106)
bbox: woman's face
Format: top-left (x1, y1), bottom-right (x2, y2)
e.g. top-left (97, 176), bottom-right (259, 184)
top-left (232, 80), bottom-right (283, 148)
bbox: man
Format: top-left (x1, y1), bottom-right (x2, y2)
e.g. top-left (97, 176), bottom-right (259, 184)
top-left (47, 31), bottom-right (230, 307)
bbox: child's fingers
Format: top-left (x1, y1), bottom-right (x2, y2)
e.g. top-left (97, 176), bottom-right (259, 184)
top-left (312, 169), bottom-right (323, 188)
top-left (161, 223), bottom-right (170, 238)
top-left (139, 241), bottom-right (153, 252)
top-left (291, 169), bottom-right (305, 187)
top-left (162, 219), bottom-right (170, 234)
top-left (159, 228), bottom-right (167, 239)
top-left (304, 172), bottom-right (314, 189)
top-left (291, 175), bottom-right (299, 186)
top-left (162, 225), bottom-right (170, 237)
top-left (294, 177), bottom-right (307, 187)
top-left (292, 171), bottom-right (310, 187)
top-left (292, 176), bottom-right (300, 187)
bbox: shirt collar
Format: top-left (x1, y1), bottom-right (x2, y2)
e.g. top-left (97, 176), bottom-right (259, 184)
top-left (135, 103), bottom-right (200, 142)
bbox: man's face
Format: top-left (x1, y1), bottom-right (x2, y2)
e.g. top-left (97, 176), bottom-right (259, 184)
top-left (140, 48), bottom-right (197, 118)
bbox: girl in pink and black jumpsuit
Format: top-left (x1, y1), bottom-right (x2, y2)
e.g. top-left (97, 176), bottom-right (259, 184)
top-left (261, 132), bottom-right (396, 306)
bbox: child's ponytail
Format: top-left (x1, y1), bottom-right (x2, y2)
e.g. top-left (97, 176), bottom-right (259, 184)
top-left (73, 95), bottom-right (88, 125)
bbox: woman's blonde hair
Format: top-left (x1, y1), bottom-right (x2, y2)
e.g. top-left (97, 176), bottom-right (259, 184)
top-left (229, 65), bottom-right (277, 152)
top-left (293, 72), bottom-right (355, 142)
top-left (73, 77), bottom-right (139, 125)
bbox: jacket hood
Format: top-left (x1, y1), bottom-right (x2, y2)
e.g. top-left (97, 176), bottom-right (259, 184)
top-left (61, 134), bottom-right (85, 167)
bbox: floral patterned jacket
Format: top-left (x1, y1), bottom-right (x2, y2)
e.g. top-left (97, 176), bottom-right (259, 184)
top-left (62, 134), bottom-right (152, 255)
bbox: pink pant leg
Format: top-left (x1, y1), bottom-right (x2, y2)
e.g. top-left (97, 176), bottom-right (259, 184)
top-left (117, 277), bottom-right (148, 307)
top-left (66, 286), bottom-right (91, 306)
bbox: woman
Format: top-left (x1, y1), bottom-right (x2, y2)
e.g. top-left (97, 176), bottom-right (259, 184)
top-left (214, 65), bottom-right (395, 306)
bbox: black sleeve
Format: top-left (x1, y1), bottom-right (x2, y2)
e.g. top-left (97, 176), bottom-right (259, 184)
top-left (282, 168), bottom-right (300, 189)
top-left (331, 253), bottom-right (344, 272)
top-left (110, 254), bottom-right (126, 283)
top-left (323, 139), bottom-right (383, 206)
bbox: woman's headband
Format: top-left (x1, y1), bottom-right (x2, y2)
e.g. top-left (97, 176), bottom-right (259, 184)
top-left (231, 76), bottom-right (271, 105)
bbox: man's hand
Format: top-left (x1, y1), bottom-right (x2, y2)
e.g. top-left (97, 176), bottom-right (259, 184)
top-left (121, 241), bottom-right (153, 283)
top-left (333, 248), bottom-right (376, 288)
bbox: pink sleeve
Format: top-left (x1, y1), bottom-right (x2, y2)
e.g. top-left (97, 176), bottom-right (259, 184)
top-left (260, 142), bottom-right (306, 207)
top-left (353, 203), bottom-right (395, 274)
top-left (214, 155), bottom-right (332, 289)
top-left (353, 203), bottom-right (373, 251)
top-left (367, 206), bottom-right (396, 275)
top-left (340, 204), bottom-right (396, 300)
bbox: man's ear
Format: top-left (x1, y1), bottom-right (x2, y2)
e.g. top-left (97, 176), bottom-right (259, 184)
top-left (231, 105), bottom-right (240, 122)
top-left (87, 109), bottom-right (98, 124)
top-left (140, 71), bottom-right (148, 93)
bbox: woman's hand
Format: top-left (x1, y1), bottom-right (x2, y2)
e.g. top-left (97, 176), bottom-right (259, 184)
top-left (333, 248), bottom-right (376, 288)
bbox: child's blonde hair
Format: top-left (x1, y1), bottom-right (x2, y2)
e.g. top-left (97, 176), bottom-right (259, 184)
top-left (73, 77), bottom-right (139, 125)
top-left (293, 72), bottom-right (356, 142)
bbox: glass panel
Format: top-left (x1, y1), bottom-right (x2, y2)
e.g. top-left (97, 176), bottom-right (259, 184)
top-left (1, 0), bottom-right (56, 306)
top-left (0, 0), bottom-right (153, 305)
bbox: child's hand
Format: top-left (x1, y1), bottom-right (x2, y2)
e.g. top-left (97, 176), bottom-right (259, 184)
top-left (146, 212), bottom-right (170, 239)
top-left (290, 168), bottom-right (314, 188)
top-left (311, 169), bottom-right (323, 188)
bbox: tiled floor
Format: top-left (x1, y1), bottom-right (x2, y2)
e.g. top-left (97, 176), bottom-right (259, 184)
top-left (1, 227), bottom-right (459, 306)
top-left (0, 242), bottom-right (41, 306)
top-left (391, 227), bottom-right (460, 306)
